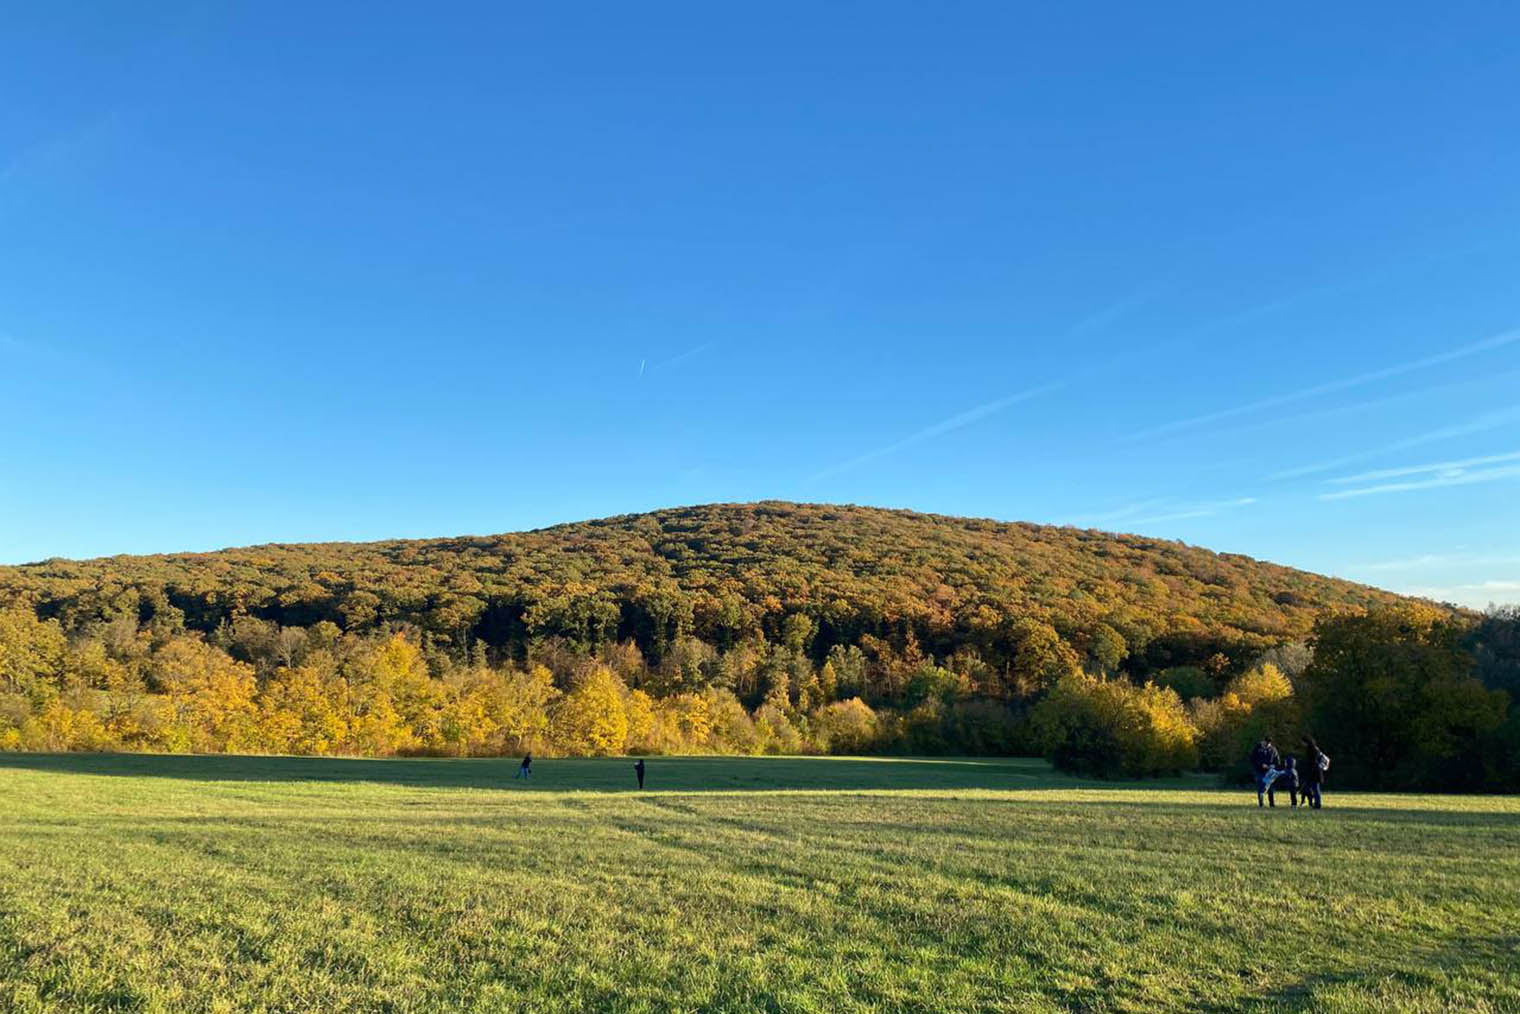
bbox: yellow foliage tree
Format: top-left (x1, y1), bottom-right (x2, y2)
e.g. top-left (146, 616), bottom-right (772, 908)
top-left (1222, 663), bottom-right (1293, 709)
top-left (1032, 674), bottom-right (1197, 777)
top-left (551, 666), bottom-right (628, 755)
top-left (149, 638), bottom-right (259, 753)
top-left (623, 688), bottom-right (655, 752)
top-left (351, 634), bottom-right (439, 754)
top-left (0, 606), bottom-right (67, 697)
top-left (18, 699), bottom-right (114, 751)
top-left (812, 697), bottom-right (880, 754)
top-left (259, 658), bottom-right (350, 754)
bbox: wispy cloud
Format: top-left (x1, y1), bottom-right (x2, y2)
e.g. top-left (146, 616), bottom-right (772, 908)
top-left (1399, 580), bottom-right (1520, 607)
top-left (1327, 449), bottom-right (1520, 486)
top-left (1357, 551), bottom-right (1520, 572)
top-left (1272, 402), bottom-right (1520, 481)
top-left (808, 383), bottom-right (1062, 482)
top-left (1124, 328), bottom-right (1520, 443)
top-left (1319, 449), bottom-right (1520, 500)
top-left (1071, 496), bottom-right (1258, 527)
top-left (1128, 497), bottom-right (1258, 525)
top-left (1067, 497), bottom-right (1173, 526)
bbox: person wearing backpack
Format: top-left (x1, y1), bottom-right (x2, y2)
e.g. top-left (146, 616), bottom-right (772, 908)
top-left (1301, 736), bottom-right (1329, 809)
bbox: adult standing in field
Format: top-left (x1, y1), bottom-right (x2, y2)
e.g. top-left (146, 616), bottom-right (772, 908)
top-left (1301, 736), bottom-right (1328, 809)
top-left (634, 758), bottom-right (645, 789)
top-left (1249, 736), bottom-right (1281, 807)
top-left (517, 753), bottom-right (533, 780)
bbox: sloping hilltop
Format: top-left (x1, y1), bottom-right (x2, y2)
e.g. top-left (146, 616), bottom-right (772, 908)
top-left (0, 501), bottom-right (1417, 672)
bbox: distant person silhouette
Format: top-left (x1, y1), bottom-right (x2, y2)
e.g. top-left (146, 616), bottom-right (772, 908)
top-left (516, 753), bottom-right (532, 780)
top-left (634, 758), bottom-right (645, 789)
top-left (1301, 736), bottom-right (1328, 809)
top-left (1249, 736), bottom-right (1281, 807)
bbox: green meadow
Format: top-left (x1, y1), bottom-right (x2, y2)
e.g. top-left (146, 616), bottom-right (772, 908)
top-left (1, 755), bottom-right (1516, 1013)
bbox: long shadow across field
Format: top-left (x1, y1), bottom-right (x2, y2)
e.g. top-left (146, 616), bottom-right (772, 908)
top-left (0, 752), bottom-right (1212, 793)
top-left (5, 757), bottom-right (1516, 825)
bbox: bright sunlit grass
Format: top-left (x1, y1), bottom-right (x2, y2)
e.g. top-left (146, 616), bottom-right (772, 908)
top-left (2, 754), bottom-right (1517, 1013)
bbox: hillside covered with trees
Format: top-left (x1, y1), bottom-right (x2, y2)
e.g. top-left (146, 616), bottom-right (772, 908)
top-left (1, 502), bottom-right (1410, 667)
top-left (2, 502), bottom-right (1514, 788)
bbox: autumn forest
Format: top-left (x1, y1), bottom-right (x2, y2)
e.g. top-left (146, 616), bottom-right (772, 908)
top-left (2, 503), bottom-right (1516, 789)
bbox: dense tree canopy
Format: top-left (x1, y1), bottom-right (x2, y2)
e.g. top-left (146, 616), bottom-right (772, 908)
top-left (4, 502), bottom-right (1512, 789)
top-left (0, 502), bottom-right (1411, 678)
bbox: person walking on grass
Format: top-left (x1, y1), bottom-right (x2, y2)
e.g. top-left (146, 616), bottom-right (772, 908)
top-left (1250, 736), bottom-right (1281, 807)
top-left (1301, 736), bottom-right (1329, 809)
top-left (516, 753), bottom-right (533, 780)
top-left (634, 758), bottom-right (645, 789)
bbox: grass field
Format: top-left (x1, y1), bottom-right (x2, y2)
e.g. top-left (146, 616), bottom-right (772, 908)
top-left (1, 754), bottom-right (1516, 1013)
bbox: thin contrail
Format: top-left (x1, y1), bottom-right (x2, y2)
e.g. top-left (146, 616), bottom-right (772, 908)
top-left (1319, 449), bottom-right (1520, 500)
top-left (1183, 367), bottom-right (1520, 452)
top-left (1123, 328), bottom-right (1520, 444)
top-left (806, 288), bottom-right (1156, 484)
top-left (808, 383), bottom-right (1062, 482)
top-left (1272, 403), bottom-right (1520, 481)
top-left (1064, 285), bottom-right (1161, 340)
top-left (1320, 464), bottom-right (1520, 501)
top-left (1124, 497), bottom-right (1258, 526)
top-left (1326, 448), bottom-right (1520, 486)
top-left (1359, 552), bottom-right (1520, 572)
top-left (1071, 495), bottom-right (1258, 527)
top-left (1067, 497), bottom-right (1173, 526)
top-left (646, 342), bottom-right (713, 373)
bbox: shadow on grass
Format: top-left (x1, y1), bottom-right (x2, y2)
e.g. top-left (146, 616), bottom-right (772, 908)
top-left (0, 751), bottom-right (1226, 794)
top-left (5, 757), bottom-right (1508, 825)
top-left (0, 752), bottom-right (1053, 792)
top-left (1220, 931), bottom-right (1520, 1013)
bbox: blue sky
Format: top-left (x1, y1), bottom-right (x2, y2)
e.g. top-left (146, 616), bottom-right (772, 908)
top-left (3, 3), bottom-right (1518, 608)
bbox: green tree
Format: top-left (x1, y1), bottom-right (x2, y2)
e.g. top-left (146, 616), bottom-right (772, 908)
top-left (1089, 622), bottom-right (1128, 674)
top-left (1301, 607), bottom-right (1507, 789)
top-left (1008, 619), bottom-right (1081, 699)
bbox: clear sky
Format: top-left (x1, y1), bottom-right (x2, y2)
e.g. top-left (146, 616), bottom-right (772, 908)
top-left (3, 3), bottom-right (1518, 608)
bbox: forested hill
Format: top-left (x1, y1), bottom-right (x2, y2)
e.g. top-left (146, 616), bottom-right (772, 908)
top-left (0, 502), bottom-right (1415, 674)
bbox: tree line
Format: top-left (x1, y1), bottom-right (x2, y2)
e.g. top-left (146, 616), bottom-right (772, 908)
top-left (1, 504), bottom-right (1512, 788)
top-left (2, 597), bottom-right (1514, 789)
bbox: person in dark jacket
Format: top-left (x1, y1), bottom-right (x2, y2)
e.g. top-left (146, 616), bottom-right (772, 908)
top-left (516, 753), bottom-right (533, 780)
top-left (1301, 736), bottom-right (1327, 809)
top-left (634, 758), bottom-right (645, 789)
top-left (1269, 756), bottom-right (1300, 808)
top-left (1249, 737), bottom-right (1282, 807)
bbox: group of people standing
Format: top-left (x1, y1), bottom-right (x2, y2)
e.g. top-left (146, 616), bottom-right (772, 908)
top-left (1250, 735), bottom-right (1329, 808)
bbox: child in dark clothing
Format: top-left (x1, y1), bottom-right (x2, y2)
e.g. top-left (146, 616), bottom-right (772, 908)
top-left (1268, 755), bottom-right (1300, 808)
